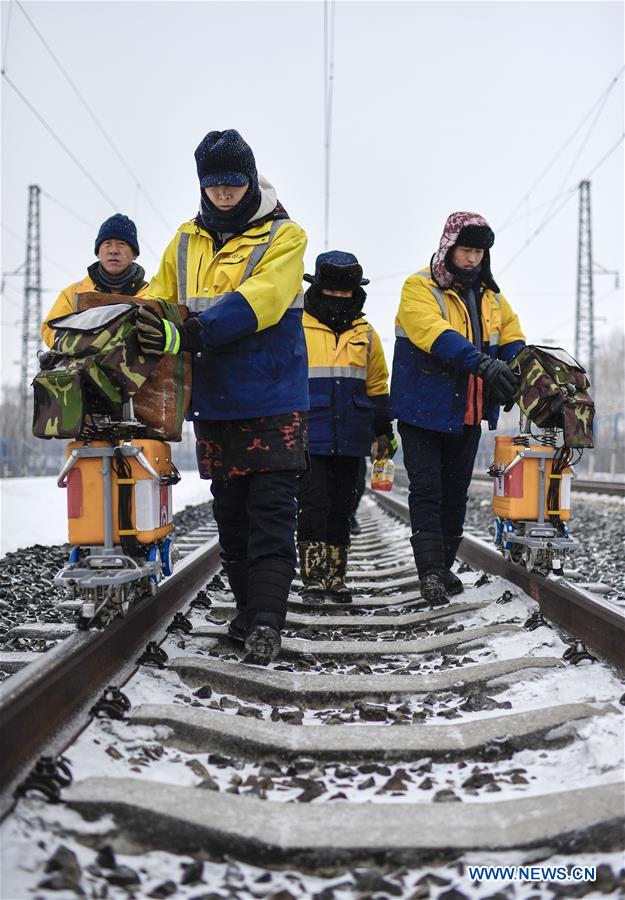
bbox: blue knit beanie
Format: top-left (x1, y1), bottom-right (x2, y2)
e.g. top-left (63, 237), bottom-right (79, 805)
top-left (195, 129), bottom-right (257, 188)
top-left (94, 214), bottom-right (140, 256)
top-left (303, 251), bottom-right (370, 290)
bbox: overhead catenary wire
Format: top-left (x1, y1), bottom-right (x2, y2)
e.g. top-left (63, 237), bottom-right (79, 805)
top-left (1, 0), bottom-right (14, 71)
top-left (2, 73), bottom-right (120, 210)
top-left (530, 83), bottom-right (617, 242)
top-left (499, 132), bottom-right (625, 274)
top-left (0, 73), bottom-right (165, 262)
top-left (498, 65), bottom-right (625, 232)
top-left (2, 223), bottom-right (76, 279)
top-left (323, 0), bottom-right (336, 251)
top-left (40, 190), bottom-right (99, 233)
top-left (14, 1), bottom-right (172, 234)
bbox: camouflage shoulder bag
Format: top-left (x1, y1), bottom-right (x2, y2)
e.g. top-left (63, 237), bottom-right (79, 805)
top-left (33, 303), bottom-right (160, 438)
top-left (510, 345), bottom-right (595, 448)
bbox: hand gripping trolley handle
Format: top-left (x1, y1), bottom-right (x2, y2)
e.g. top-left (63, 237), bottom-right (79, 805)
top-left (54, 438), bottom-right (180, 627)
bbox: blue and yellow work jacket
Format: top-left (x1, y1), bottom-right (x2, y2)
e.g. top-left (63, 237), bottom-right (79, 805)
top-left (148, 216), bottom-right (308, 420)
top-left (303, 311), bottom-right (390, 456)
top-left (391, 267), bottom-right (525, 433)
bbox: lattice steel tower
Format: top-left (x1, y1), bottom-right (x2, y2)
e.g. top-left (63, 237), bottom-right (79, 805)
top-left (575, 180), bottom-right (594, 384)
top-left (20, 185), bottom-right (42, 439)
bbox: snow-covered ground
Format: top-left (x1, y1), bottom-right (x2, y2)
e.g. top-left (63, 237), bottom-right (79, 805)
top-left (0, 472), bottom-right (209, 557)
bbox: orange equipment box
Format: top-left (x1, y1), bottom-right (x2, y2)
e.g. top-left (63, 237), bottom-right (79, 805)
top-left (491, 436), bottom-right (572, 522)
top-left (65, 439), bottom-right (174, 546)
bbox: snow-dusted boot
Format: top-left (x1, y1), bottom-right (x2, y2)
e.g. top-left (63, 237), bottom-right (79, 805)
top-left (243, 558), bottom-right (293, 665)
top-left (222, 558), bottom-right (249, 643)
top-left (410, 531), bottom-right (448, 607)
top-left (326, 544), bottom-right (352, 604)
top-left (443, 535), bottom-right (464, 596)
top-left (244, 625), bottom-right (281, 666)
top-left (297, 541), bottom-right (327, 604)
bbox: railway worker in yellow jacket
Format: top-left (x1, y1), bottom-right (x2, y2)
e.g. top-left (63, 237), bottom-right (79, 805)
top-left (298, 252), bottom-right (397, 604)
top-left (137, 129), bottom-right (308, 665)
top-left (41, 214), bottom-right (148, 347)
top-left (390, 212), bottom-right (525, 606)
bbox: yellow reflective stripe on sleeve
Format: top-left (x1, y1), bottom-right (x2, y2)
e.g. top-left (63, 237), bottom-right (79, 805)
top-left (490, 331), bottom-right (500, 346)
top-left (308, 365), bottom-right (367, 380)
top-left (176, 233), bottom-right (190, 302)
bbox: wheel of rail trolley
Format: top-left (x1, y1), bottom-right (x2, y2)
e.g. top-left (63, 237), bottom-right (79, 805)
top-left (116, 583), bottom-right (131, 616)
top-left (147, 544), bottom-right (161, 585)
top-left (161, 537), bottom-right (177, 577)
top-left (508, 544), bottom-right (525, 565)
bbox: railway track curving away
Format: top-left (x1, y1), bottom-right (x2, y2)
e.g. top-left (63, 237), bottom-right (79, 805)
top-left (1, 487), bottom-right (624, 898)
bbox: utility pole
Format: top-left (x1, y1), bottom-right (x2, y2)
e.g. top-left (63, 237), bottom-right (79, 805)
top-left (574, 180), bottom-right (594, 384)
top-left (20, 185), bottom-right (42, 463)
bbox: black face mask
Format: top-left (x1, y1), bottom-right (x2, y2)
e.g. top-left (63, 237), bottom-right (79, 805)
top-left (199, 180), bottom-right (262, 235)
top-left (445, 254), bottom-right (482, 287)
top-left (304, 285), bottom-right (366, 333)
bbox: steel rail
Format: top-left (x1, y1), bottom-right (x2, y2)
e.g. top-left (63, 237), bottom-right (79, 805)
top-left (393, 467), bottom-right (625, 496)
top-left (0, 536), bottom-right (221, 817)
top-left (371, 490), bottom-right (625, 672)
top-left (470, 471), bottom-right (625, 496)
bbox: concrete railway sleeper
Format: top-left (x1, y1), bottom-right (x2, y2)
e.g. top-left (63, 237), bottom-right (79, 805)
top-left (1, 495), bottom-right (624, 899)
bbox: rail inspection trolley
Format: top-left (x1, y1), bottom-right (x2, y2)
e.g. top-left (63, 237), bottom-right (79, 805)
top-left (54, 413), bottom-right (180, 627)
top-left (32, 296), bottom-right (190, 627)
top-left (487, 345), bottom-right (595, 574)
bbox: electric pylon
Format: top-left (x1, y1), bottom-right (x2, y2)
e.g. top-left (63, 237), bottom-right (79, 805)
top-left (20, 185), bottom-right (42, 447)
top-left (575, 180), bottom-right (594, 384)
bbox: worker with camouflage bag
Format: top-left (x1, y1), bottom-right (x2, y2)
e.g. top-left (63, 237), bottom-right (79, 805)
top-left (33, 300), bottom-right (186, 439)
top-left (510, 345), bottom-right (595, 448)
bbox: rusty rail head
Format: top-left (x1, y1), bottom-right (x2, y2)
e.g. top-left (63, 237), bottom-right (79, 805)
top-left (370, 490), bottom-right (625, 673)
top-left (0, 538), bottom-right (221, 817)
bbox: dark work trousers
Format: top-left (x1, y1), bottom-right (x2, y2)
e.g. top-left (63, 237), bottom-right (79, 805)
top-left (350, 457), bottom-right (367, 515)
top-left (398, 422), bottom-right (482, 535)
top-left (210, 471), bottom-right (298, 567)
top-left (297, 455), bottom-right (361, 546)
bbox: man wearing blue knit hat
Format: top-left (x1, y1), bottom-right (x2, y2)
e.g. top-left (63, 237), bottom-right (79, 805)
top-left (41, 213), bottom-right (148, 346)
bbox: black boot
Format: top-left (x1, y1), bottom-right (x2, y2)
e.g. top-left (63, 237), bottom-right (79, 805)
top-left (410, 531), bottom-right (448, 607)
top-left (222, 558), bottom-right (249, 642)
top-left (443, 535), bottom-right (464, 596)
top-left (349, 514), bottom-right (362, 535)
top-left (244, 558), bottom-right (294, 665)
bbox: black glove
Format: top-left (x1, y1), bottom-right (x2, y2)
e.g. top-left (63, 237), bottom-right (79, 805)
top-left (136, 306), bottom-right (202, 355)
top-left (475, 354), bottom-right (519, 405)
top-left (371, 433), bottom-right (399, 461)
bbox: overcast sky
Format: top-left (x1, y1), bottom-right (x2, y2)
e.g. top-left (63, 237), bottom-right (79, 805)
top-left (1, 0), bottom-right (623, 391)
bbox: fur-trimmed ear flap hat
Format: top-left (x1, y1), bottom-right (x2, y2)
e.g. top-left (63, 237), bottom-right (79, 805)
top-left (303, 250), bottom-right (370, 291)
top-left (430, 211), bottom-right (499, 292)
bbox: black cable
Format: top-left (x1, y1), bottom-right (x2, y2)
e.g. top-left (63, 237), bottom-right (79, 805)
top-left (112, 448), bottom-right (142, 557)
top-left (2, 72), bottom-right (119, 209)
top-left (14, 1), bottom-right (172, 234)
